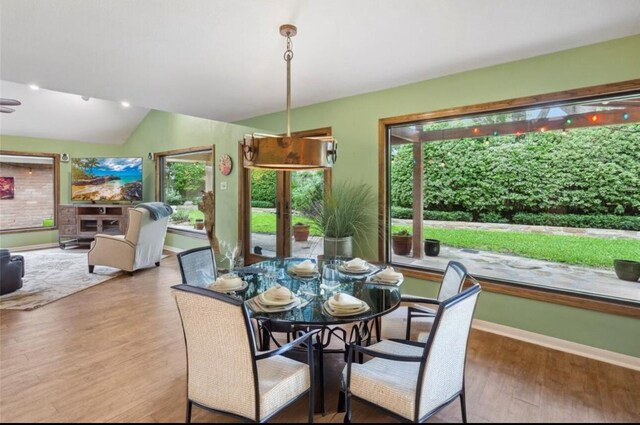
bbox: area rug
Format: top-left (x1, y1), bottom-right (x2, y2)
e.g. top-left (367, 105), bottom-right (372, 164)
top-left (0, 248), bottom-right (123, 311)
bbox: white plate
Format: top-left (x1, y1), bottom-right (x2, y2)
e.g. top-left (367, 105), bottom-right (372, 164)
top-left (248, 297), bottom-right (302, 313)
top-left (208, 280), bottom-right (248, 293)
top-left (287, 267), bottom-right (318, 276)
top-left (258, 292), bottom-right (297, 306)
top-left (368, 275), bottom-right (402, 285)
top-left (323, 300), bottom-right (370, 316)
top-left (338, 264), bottom-right (372, 274)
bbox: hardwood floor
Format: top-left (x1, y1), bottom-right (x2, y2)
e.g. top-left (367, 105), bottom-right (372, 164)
top-left (1, 254), bottom-right (638, 423)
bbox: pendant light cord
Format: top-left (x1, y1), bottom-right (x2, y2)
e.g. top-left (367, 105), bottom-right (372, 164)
top-left (284, 33), bottom-right (294, 137)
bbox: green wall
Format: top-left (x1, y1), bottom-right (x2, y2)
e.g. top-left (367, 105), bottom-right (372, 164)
top-left (0, 135), bottom-right (126, 248)
top-left (119, 110), bottom-right (259, 255)
top-left (236, 35), bottom-right (640, 357)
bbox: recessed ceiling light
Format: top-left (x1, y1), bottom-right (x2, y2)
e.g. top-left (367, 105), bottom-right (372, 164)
top-left (81, 96), bottom-right (90, 101)
top-left (121, 101), bottom-right (130, 108)
top-left (29, 84), bottom-right (40, 91)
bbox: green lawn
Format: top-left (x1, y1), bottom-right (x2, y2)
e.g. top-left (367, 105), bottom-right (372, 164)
top-left (392, 224), bottom-right (640, 268)
top-left (251, 211), bottom-right (322, 236)
top-left (246, 211), bottom-right (639, 268)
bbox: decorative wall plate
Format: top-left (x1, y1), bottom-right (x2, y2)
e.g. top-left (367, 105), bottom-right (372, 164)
top-left (218, 154), bottom-right (232, 176)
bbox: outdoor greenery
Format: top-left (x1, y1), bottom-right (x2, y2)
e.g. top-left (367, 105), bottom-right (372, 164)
top-left (391, 224), bottom-right (640, 268)
top-left (250, 170), bottom-right (323, 213)
top-left (307, 181), bottom-right (376, 240)
top-left (390, 124), bottom-right (640, 229)
top-left (251, 212), bottom-right (322, 236)
top-left (512, 212), bottom-right (640, 231)
top-left (164, 162), bottom-right (206, 205)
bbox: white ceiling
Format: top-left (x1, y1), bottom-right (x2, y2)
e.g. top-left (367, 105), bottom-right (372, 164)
top-left (1, 0), bottom-right (640, 129)
top-left (0, 80), bottom-right (149, 144)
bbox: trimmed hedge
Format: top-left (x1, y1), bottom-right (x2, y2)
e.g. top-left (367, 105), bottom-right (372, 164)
top-left (423, 210), bottom-right (473, 222)
top-left (391, 124), bottom-right (640, 216)
top-left (391, 206), bottom-right (413, 219)
top-left (251, 200), bottom-right (275, 208)
top-left (512, 213), bottom-right (640, 231)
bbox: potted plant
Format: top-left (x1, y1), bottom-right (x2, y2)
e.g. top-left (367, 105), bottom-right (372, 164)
top-left (392, 229), bottom-right (412, 256)
top-left (293, 222), bottom-right (310, 241)
top-left (424, 238), bottom-right (441, 257)
top-left (194, 218), bottom-right (204, 230)
top-left (613, 259), bottom-right (640, 282)
top-left (308, 181), bottom-right (376, 257)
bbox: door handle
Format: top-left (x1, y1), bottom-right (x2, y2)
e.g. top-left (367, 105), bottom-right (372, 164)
top-left (284, 201), bottom-right (290, 218)
top-left (275, 200), bottom-right (281, 218)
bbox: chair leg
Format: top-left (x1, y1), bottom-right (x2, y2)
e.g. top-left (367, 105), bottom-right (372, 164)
top-left (337, 389), bottom-right (345, 413)
top-left (460, 391), bottom-right (467, 423)
top-left (88, 265), bottom-right (94, 273)
top-left (185, 399), bottom-right (192, 423)
top-left (343, 391), bottom-right (351, 423)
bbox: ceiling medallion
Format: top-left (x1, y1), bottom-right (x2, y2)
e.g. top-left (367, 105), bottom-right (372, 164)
top-left (241, 24), bottom-right (338, 170)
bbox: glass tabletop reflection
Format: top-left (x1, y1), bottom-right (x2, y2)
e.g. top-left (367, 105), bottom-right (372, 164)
top-left (227, 257), bottom-right (402, 325)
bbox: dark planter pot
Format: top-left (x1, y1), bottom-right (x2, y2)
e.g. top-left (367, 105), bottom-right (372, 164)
top-left (392, 235), bottom-right (412, 256)
top-left (194, 220), bottom-right (204, 230)
top-left (424, 239), bottom-right (440, 257)
top-left (613, 259), bottom-right (640, 282)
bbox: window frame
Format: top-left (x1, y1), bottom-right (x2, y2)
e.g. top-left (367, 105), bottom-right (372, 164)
top-left (154, 145), bottom-right (214, 239)
top-left (0, 150), bottom-right (60, 234)
top-left (378, 79), bottom-right (640, 318)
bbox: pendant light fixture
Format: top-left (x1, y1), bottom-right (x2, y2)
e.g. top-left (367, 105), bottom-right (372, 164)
top-left (241, 24), bottom-right (337, 170)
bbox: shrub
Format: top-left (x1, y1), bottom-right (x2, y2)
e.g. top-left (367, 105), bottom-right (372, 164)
top-left (512, 213), bottom-right (640, 231)
top-left (251, 200), bottom-right (275, 208)
top-left (250, 170), bottom-right (277, 203)
top-left (391, 206), bottom-right (413, 219)
top-left (170, 209), bottom-right (189, 223)
top-left (478, 212), bottom-right (509, 223)
top-left (423, 210), bottom-right (473, 222)
top-left (165, 188), bottom-right (184, 206)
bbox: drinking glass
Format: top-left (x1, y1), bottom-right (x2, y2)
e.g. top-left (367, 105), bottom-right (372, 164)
top-left (321, 261), bottom-right (341, 297)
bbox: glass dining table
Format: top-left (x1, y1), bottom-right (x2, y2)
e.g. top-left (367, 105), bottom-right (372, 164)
top-left (222, 256), bottom-right (403, 414)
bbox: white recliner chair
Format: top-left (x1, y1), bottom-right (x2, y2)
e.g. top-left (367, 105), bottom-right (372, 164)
top-left (88, 207), bottom-right (169, 274)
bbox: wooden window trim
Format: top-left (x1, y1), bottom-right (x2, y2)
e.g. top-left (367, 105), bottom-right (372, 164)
top-left (0, 150), bottom-right (59, 234)
top-left (378, 79), bottom-right (640, 318)
top-left (154, 145), bottom-right (215, 237)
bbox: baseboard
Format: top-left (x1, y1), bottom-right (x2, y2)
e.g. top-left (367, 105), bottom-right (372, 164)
top-left (162, 245), bottom-right (183, 254)
top-left (473, 319), bottom-right (640, 371)
top-left (9, 242), bottom-right (59, 252)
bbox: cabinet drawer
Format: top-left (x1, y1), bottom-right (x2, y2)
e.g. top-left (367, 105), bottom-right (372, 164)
top-left (58, 225), bottom-right (77, 236)
top-left (59, 205), bottom-right (76, 217)
top-left (59, 215), bottom-right (77, 225)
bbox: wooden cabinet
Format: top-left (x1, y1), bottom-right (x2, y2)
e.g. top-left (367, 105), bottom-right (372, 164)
top-left (58, 205), bottom-right (132, 248)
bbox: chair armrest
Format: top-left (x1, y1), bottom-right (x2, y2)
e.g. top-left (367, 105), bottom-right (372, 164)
top-left (347, 342), bottom-right (423, 363)
top-left (93, 234), bottom-right (135, 248)
top-left (255, 329), bottom-right (321, 360)
top-left (401, 294), bottom-right (438, 304)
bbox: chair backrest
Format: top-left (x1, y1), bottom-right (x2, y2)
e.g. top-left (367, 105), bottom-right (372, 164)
top-left (125, 208), bottom-right (169, 269)
top-left (437, 261), bottom-right (467, 302)
top-left (416, 283), bottom-right (481, 421)
top-left (177, 246), bottom-right (217, 286)
top-left (172, 284), bottom-right (259, 420)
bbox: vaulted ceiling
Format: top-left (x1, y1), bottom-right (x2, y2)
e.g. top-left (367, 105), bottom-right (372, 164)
top-left (1, 0), bottom-right (639, 143)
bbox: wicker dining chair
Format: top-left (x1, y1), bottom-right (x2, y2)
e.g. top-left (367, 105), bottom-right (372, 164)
top-left (172, 284), bottom-right (317, 423)
top-left (379, 260), bottom-right (468, 340)
top-left (176, 246), bottom-right (217, 286)
top-left (341, 283), bottom-right (481, 423)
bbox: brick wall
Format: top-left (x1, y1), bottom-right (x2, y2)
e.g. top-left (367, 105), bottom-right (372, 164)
top-left (0, 163), bottom-right (55, 230)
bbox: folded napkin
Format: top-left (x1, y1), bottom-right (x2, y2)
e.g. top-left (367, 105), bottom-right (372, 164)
top-left (213, 273), bottom-right (243, 289)
top-left (263, 284), bottom-right (293, 302)
top-left (293, 259), bottom-right (315, 271)
top-left (376, 266), bottom-right (403, 282)
top-left (328, 292), bottom-right (364, 309)
top-left (345, 257), bottom-right (367, 270)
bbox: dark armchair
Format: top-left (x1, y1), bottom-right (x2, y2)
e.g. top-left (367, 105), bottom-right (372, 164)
top-left (1, 248), bottom-right (25, 295)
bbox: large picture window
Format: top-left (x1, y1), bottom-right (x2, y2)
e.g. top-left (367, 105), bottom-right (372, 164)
top-left (0, 151), bottom-right (59, 233)
top-left (383, 85), bottom-right (640, 306)
top-left (155, 146), bottom-right (214, 236)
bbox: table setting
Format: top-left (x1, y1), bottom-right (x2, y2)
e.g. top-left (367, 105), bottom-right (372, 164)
top-left (207, 272), bottom-right (249, 293)
top-left (367, 266), bottom-right (404, 286)
top-left (246, 283), bottom-right (310, 313)
top-left (337, 257), bottom-right (377, 275)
